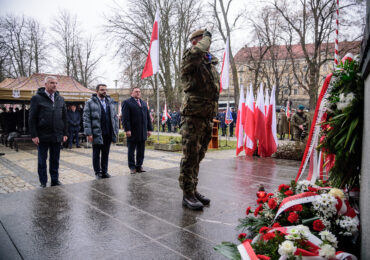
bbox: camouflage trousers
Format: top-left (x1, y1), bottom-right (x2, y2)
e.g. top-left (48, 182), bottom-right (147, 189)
top-left (179, 116), bottom-right (213, 195)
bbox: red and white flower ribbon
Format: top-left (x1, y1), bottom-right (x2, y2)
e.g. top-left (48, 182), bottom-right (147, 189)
top-left (296, 74), bottom-right (333, 182)
top-left (274, 192), bottom-right (321, 221)
top-left (237, 241), bottom-right (259, 260)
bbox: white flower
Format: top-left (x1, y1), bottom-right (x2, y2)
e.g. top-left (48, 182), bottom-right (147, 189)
top-left (285, 233), bottom-right (301, 240)
top-left (337, 92), bottom-right (355, 111)
top-left (329, 188), bottom-right (345, 199)
top-left (319, 230), bottom-right (338, 248)
top-left (312, 194), bottom-right (337, 218)
top-left (337, 216), bottom-right (359, 235)
top-left (319, 244), bottom-right (336, 258)
top-left (278, 240), bottom-right (297, 256)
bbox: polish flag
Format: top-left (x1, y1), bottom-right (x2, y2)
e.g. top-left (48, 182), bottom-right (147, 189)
top-left (142, 9), bottom-right (160, 79)
top-left (286, 99), bottom-right (290, 118)
top-left (161, 102), bottom-right (171, 124)
top-left (244, 85), bottom-right (256, 156)
top-left (264, 87), bottom-right (269, 116)
top-left (255, 84), bottom-right (267, 157)
top-left (219, 37), bottom-right (230, 93)
top-left (235, 86), bottom-right (245, 156)
top-left (265, 85), bottom-right (278, 156)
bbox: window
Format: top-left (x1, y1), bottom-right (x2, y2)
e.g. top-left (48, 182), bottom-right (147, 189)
top-left (293, 89), bottom-right (298, 95)
top-left (284, 89), bottom-right (289, 95)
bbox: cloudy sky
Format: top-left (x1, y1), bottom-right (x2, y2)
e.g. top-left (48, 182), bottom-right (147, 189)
top-left (0, 0), bottom-right (252, 88)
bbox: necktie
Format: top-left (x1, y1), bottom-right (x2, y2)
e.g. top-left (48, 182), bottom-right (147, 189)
top-left (137, 99), bottom-right (141, 107)
top-left (49, 94), bottom-right (54, 103)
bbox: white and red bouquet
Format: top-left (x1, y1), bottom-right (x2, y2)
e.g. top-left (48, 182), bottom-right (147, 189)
top-left (215, 180), bottom-right (359, 260)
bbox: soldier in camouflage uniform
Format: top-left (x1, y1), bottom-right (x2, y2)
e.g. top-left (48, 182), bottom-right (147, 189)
top-left (179, 29), bottom-right (220, 210)
top-left (291, 105), bottom-right (309, 141)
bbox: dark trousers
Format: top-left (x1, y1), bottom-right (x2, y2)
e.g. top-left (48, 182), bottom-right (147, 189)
top-left (92, 135), bottom-right (112, 174)
top-left (127, 140), bottom-right (145, 170)
top-left (37, 142), bottom-right (61, 185)
top-left (230, 125), bottom-right (234, 137)
top-left (68, 129), bottom-right (79, 147)
top-left (167, 122), bottom-right (172, 132)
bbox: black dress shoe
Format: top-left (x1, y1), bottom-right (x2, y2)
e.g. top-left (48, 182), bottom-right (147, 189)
top-left (136, 167), bottom-right (146, 173)
top-left (51, 181), bottom-right (62, 186)
top-left (130, 168), bottom-right (137, 174)
top-left (101, 173), bottom-right (111, 178)
top-left (76, 146), bottom-right (81, 148)
top-left (182, 194), bottom-right (204, 210)
top-left (195, 191), bottom-right (211, 206)
top-left (40, 183), bottom-right (46, 188)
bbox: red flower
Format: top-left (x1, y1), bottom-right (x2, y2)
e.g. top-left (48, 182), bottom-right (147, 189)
top-left (257, 255), bottom-right (271, 260)
top-left (287, 212), bottom-right (299, 223)
top-left (308, 186), bottom-right (318, 192)
top-left (263, 232), bottom-right (276, 241)
top-left (284, 190), bottom-right (294, 196)
top-left (272, 222), bottom-right (281, 228)
top-left (268, 198), bottom-right (278, 209)
top-left (254, 204), bottom-right (263, 216)
top-left (257, 198), bottom-right (264, 204)
top-left (267, 193), bottom-right (274, 197)
top-left (292, 204), bottom-right (303, 212)
top-left (259, 226), bottom-right (270, 234)
top-left (246, 206), bottom-right (251, 215)
top-left (278, 184), bottom-right (290, 192)
top-left (313, 219), bottom-right (325, 231)
top-left (238, 233), bottom-right (247, 241)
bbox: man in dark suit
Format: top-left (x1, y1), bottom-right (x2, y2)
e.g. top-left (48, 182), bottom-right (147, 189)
top-left (29, 76), bottom-right (68, 187)
top-left (122, 87), bottom-right (153, 174)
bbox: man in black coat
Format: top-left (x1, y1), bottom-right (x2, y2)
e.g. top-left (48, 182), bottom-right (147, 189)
top-left (67, 104), bottom-right (81, 148)
top-left (121, 87), bottom-right (153, 174)
top-left (29, 76), bottom-right (68, 188)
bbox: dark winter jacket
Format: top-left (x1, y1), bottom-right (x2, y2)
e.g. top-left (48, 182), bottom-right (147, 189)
top-left (67, 110), bottom-right (81, 132)
top-left (121, 97), bottom-right (153, 142)
top-left (83, 94), bottom-right (118, 145)
top-left (29, 87), bottom-right (68, 143)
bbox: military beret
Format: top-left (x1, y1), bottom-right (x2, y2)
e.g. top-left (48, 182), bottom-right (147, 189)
top-left (298, 105), bottom-right (305, 110)
top-left (189, 29), bottom-right (205, 41)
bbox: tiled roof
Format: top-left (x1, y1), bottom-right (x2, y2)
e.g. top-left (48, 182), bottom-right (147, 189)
top-left (0, 73), bottom-right (93, 93)
top-left (234, 41), bottom-right (361, 63)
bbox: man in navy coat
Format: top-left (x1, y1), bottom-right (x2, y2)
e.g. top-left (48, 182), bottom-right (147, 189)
top-left (121, 87), bottom-right (153, 174)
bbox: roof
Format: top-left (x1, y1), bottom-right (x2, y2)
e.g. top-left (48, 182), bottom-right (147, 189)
top-left (0, 73), bottom-right (93, 93)
top-left (234, 41), bottom-right (362, 63)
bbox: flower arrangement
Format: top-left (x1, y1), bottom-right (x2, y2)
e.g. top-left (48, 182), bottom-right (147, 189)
top-left (214, 180), bottom-right (359, 260)
top-left (318, 57), bottom-right (364, 189)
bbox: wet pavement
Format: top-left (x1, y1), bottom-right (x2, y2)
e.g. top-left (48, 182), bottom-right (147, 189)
top-left (0, 145), bottom-right (299, 259)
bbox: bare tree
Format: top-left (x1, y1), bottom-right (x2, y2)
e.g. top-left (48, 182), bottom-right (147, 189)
top-left (272, 0), bottom-right (364, 110)
top-left (210, 0), bottom-right (243, 107)
top-left (51, 9), bottom-right (79, 77)
top-left (105, 0), bottom-right (203, 108)
top-left (0, 14), bottom-right (48, 78)
top-left (51, 9), bottom-right (101, 88)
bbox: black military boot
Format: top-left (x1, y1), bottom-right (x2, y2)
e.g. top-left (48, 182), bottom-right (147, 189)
top-left (182, 193), bottom-right (204, 210)
top-left (195, 191), bottom-right (211, 206)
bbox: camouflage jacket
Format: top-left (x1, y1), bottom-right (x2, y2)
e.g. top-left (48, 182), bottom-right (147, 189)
top-left (291, 112), bottom-right (308, 129)
top-left (180, 35), bottom-right (220, 119)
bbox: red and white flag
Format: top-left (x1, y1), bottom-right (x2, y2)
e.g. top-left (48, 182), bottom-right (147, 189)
top-left (286, 99), bottom-right (290, 118)
top-left (264, 87), bottom-right (269, 116)
top-left (219, 37), bottom-right (230, 93)
top-left (265, 85), bottom-right (278, 156)
top-left (161, 102), bottom-right (171, 124)
top-left (244, 85), bottom-right (255, 156)
top-left (255, 84), bottom-right (267, 157)
top-left (235, 86), bottom-right (245, 156)
top-left (142, 8), bottom-right (160, 79)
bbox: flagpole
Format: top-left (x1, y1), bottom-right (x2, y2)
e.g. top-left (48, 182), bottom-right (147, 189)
top-left (226, 87), bottom-right (230, 147)
top-left (155, 74), bottom-right (160, 141)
